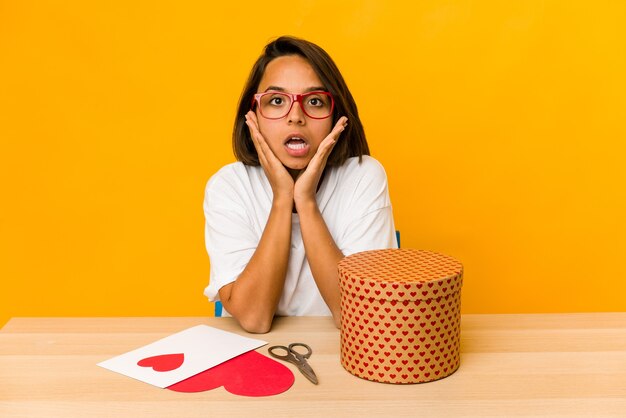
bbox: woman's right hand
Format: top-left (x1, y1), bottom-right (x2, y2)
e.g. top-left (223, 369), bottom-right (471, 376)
top-left (245, 111), bottom-right (294, 202)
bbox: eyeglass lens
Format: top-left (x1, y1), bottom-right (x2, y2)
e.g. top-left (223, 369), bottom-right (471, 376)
top-left (259, 92), bottom-right (332, 119)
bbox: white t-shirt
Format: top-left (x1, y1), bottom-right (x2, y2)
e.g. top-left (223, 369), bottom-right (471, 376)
top-left (203, 155), bottom-right (398, 316)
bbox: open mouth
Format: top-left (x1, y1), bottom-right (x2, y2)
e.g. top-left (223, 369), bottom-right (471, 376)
top-left (283, 135), bottom-right (310, 157)
top-left (285, 137), bottom-right (307, 150)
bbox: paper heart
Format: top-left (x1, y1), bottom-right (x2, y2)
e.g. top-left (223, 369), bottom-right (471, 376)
top-left (167, 351), bottom-right (294, 397)
top-left (137, 353), bottom-right (184, 372)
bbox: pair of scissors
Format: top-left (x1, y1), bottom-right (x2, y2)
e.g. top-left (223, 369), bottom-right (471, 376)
top-left (268, 343), bottom-right (318, 385)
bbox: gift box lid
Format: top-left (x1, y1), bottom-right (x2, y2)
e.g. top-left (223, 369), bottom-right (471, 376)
top-left (338, 249), bottom-right (463, 301)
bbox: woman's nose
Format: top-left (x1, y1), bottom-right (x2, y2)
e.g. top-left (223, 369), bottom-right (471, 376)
top-left (287, 99), bottom-right (306, 124)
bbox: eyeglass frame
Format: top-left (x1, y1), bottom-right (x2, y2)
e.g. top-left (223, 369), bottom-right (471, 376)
top-left (250, 91), bottom-right (335, 120)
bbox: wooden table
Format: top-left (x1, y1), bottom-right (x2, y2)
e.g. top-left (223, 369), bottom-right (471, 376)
top-left (1, 314), bottom-right (625, 417)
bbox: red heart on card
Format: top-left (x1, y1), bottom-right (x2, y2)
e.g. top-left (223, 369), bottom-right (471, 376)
top-left (137, 353), bottom-right (185, 372)
top-left (167, 351), bottom-right (294, 397)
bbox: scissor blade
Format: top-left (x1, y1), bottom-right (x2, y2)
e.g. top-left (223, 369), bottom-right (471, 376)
top-left (298, 362), bottom-right (318, 385)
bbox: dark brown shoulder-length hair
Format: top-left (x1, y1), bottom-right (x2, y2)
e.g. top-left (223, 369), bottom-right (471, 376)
top-left (233, 36), bottom-right (369, 166)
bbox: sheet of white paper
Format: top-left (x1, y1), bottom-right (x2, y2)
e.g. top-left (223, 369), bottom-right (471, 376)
top-left (97, 325), bottom-right (267, 388)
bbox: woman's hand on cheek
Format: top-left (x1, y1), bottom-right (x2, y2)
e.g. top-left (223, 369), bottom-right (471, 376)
top-left (294, 116), bottom-right (348, 209)
top-left (245, 111), bottom-right (294, 202)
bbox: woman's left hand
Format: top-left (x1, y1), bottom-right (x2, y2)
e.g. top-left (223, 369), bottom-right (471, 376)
top-left (293, 116), bottom-right (348, 209)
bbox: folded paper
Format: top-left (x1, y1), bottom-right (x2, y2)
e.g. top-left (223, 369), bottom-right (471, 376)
top-left (98, 325), bottom-right (267, 388)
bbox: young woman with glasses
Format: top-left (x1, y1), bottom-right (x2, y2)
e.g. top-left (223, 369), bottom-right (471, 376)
top-left (203, 36), bottom-right (397, 333)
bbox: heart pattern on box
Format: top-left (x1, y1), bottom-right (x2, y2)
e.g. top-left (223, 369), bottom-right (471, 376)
top-left (337, 249), bottom-right (463, 384)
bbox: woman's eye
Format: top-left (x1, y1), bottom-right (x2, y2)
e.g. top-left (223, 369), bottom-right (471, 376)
top-left (269, 97), bottom-right (284, 106)
top-left (308, 97), bottom-right (323, 107)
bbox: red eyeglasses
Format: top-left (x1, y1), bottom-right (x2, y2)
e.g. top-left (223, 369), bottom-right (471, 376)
top-left (251, 91), bottom-right (335, 120)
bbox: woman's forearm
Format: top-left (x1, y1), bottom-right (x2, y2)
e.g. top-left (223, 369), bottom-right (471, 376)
top-left (218, 196), bottom-right (293, 333)
top-left (297, 200), bottom-right (344, 327)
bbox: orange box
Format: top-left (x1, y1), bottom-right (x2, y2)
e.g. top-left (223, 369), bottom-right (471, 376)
top-left (338, 249), bottom-right (463, 384)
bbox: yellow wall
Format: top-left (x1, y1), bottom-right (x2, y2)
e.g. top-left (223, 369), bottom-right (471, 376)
top-left (2, 1), bottom-right (625, 326)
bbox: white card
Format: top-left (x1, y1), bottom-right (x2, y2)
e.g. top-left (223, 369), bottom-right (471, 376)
top-left (97, 325), bottom-right (267, 388)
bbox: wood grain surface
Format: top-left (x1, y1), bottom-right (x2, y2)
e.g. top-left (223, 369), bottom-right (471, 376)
top-left (1, 313), bottom-right (625, 417)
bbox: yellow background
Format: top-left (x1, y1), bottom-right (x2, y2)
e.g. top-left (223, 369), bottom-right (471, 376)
top-left (1, 1), bottom-right (625, 327)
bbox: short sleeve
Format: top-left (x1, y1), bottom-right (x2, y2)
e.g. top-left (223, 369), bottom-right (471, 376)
top-left (203, 167), bottom-right (261, 302)
top-left (335, 156), bottom-right (398, 256)
top-left (341, 206), bottom-right (398, 256)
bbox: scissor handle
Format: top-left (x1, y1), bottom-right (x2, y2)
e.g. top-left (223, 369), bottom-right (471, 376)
top-left (268, 343), bottom-right (312, 361)
top-left (268, 345), bottom-right (292, 360)
top-left (288, 343), bottom-right (312, 359)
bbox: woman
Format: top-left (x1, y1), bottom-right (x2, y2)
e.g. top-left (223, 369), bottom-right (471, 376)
top-left (204, 36), bottom-right (397, 333)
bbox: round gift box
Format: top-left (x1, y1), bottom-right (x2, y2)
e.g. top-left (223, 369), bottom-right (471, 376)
top-left (338, 249), bottom-right (463, 384)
